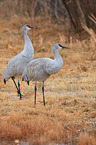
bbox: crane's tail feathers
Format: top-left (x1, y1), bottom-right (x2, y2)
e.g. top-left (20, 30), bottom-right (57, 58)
top-left (21, 77), bottom-right (24, 85)
top-left (21, 77), bottom-right (30, 86)
top-left (27, 81), bottom-right (29, 86)
top-left (4, 79), bottom-right (6, 84)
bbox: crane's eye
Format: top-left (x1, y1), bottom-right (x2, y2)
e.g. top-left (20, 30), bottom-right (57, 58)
top-left (59, 44), bottom-right (62, 47)
top-left (27, 25), bottom-right (30, 28)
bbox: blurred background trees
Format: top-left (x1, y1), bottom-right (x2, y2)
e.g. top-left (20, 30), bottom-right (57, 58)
top-left (0, 0), bottom-right (96, 34)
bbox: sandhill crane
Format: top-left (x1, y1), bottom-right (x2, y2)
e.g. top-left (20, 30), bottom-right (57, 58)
top-left (22, 43), bottom-right (70, 105)
top-left (3, 24), bottom-right (38, 99)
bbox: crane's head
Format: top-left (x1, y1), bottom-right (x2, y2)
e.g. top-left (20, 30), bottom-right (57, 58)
top-left (22, 24), bottom-right (38, 34)
top-left (53, 43), bottom-right (70, 52)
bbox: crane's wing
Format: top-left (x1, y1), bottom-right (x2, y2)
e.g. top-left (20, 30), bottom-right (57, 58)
top-left (2, 53), bottom-right (32, 82)
top-left (22, 58), bottom-right (50, 82)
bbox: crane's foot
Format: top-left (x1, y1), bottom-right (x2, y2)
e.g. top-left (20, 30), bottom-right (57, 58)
top-left (19, 94), bottom-right (23, 100)
top-left (17, 90), bottom-right (23, 100)
top-left (18, 93), bottom-right (23, 100)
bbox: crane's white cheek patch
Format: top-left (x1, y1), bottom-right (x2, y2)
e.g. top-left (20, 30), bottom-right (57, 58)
top-left (27, 27), bottom-right (31, 30)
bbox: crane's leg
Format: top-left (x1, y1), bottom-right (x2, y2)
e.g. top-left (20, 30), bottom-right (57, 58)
top-left (12, 77), bottom-right (18, 91)
top-left (17, 77), bottom-right (20, 97)
top-left (11, 77), bottom-right (22, 100)
top-left (34, 81), bottom-right (37, 105)
top-left (42, 82), bottom-right (45, 106)
top-left (17, 77), bottom-right (22, 100)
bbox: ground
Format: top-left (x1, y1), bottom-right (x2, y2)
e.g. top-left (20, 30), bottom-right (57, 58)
top-left (0, 17), bottom-right (96, 145)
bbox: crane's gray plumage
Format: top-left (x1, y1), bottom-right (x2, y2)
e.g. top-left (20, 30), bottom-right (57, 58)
top-left (3, 24), bottom-right (37, 99)
top-left (22, 43), bottom-right (70, 105)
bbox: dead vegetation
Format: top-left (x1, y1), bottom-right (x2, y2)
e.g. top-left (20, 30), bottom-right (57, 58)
top-left (0, 13), bottom-right (96, 145)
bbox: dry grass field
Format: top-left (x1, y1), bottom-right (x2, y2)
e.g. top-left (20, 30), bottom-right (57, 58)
top-left (0, 17), bottom-right (96, 145)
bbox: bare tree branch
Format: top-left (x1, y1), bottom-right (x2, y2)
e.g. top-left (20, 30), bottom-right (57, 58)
top-left (89, 13), bottom-right (96, 24)
top-left (55, 0), bottom-right (61, 23)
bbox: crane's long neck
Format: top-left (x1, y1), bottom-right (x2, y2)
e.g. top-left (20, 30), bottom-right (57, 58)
top-left (23, 32), bottom-right (34, 58)
top-left (46, 48), bottom-right (63, 75)
top-left (50, 48), bottom-right (63, 74)
top-left (53, 49), bottom-right (63, 62)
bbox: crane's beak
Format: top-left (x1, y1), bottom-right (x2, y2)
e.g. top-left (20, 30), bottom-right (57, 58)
top-left (59, 44), bottom-right (70, 49)
top-left (62, 46), bottom-right (70, 49)
top-left (30, 26), bottom-right (38, 29)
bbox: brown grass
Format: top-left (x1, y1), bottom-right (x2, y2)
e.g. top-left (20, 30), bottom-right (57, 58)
top-left (77, 132), bottom-right (96, 145)
top-left (0, 16), bottom-right (96, 144)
